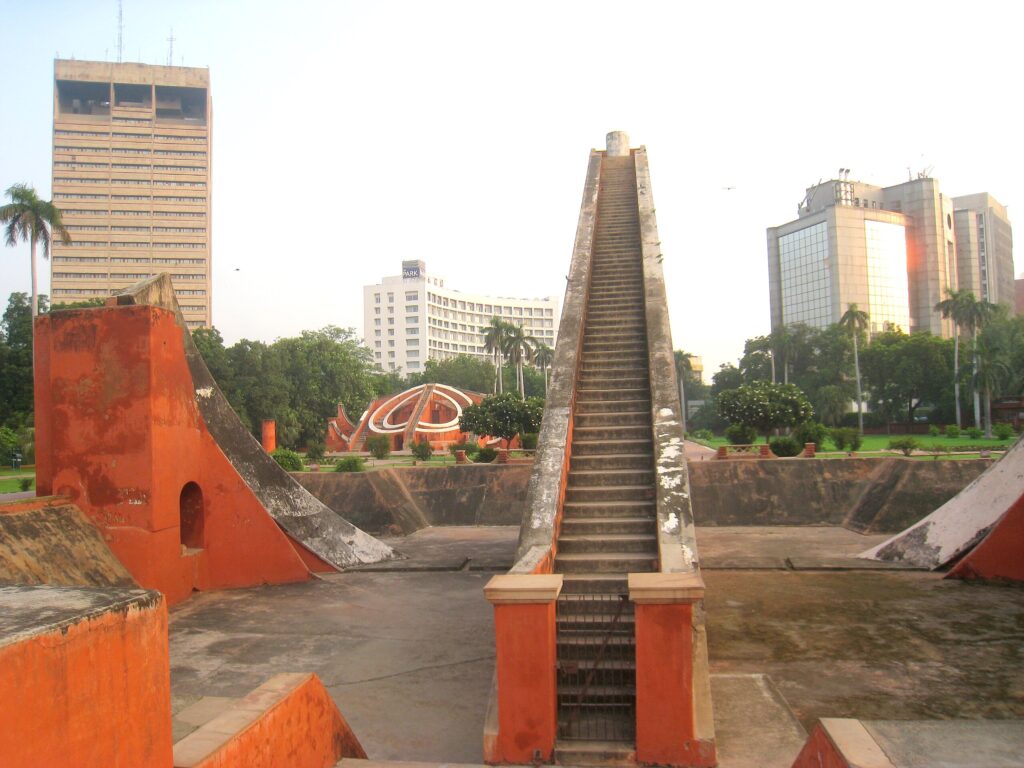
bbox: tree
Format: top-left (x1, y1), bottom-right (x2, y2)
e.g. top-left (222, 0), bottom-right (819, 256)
top-left (481, 317), bottom-right (510, 394)
top-left (814, 384), bottom-right (849, 427)
top-left (502, 324), bottom-right (536, 398)
top-left (716, 382), bottom-right (813, 442)
top-left (533, 343), bottom-right (554, 396)
top-left (410, 354), bottom-right (495, 394)
top-left (1, 184), bottom-right (71, 326)
top-left (674, 350), bottom-right (693, 432)
top-left (839, 303), bottom-right (869, 433)
top-left (459, 393), bottom-right (543, 446)
top-left (961, 294), bottom-right (997, 430)
top-left (0, 293), bottom-right (37, 427)
top-left (859, 331), bottom-right (952, 428)
top-left (935, 288), bottom-right (973, 428)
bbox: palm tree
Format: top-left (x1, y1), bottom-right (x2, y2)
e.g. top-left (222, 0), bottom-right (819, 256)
top-left (533, 343), bottom-right (554, 396)
top-left (839, 303), bottom-right (869, 433)
top-left (674, 350), bottom-right (693, 433)
top-left (935, 288), bottom-right (973, 428)
top-left (481, 317), bottom-right (510, 394)
top-left (960, 294), bottom-right (997, 430)
top-left (976, 327), bottom-right (1011, 439)
top-left (503, 324), bottom-right (537, 398)
top-left (1, 184), bottom-right (71, 330)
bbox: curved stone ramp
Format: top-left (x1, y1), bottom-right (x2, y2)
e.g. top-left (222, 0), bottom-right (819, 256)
top-left (0, 496), bottom-right (137, 588)
top-left (859, 437), bottom-right (1024, 570)
top-left (113, 275), bottom-right (395, 570)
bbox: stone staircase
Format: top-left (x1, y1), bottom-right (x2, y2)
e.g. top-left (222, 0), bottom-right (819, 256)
top-left (553, 154), bottom-right (659, 759)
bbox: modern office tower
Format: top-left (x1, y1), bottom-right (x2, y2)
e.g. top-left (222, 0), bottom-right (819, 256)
top-left (767, 172), bottom-right (1014, 337)
top-left (50, 60), bottom-right (212, 328)
top-left (362, 260), bottom-right (559, 373)
top-left (953, 193), bottom-right (1015, 309)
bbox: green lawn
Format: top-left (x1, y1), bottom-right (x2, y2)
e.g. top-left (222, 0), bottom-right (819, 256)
top-left (694, 433), bottom-right (1015, 455)
top-left (0, 477), bottom-right (33, 494)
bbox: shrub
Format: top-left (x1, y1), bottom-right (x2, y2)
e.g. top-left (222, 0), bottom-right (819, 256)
top-left (965, 426), bottom-right (983, 440)
top-left (449, 441), bottom-right (480, 458)
top-left (335, 456), bottom-right (366, 472)
top-left (888, 437), bottom-right (919, 456)
top-left (306, 441), bottom-right (326, 462)
top-left (830, 427), bottom-right (852, 451)
top-left (520, 432), bottom-right (539, 450)
top-left (366, 435), bottom-right (391, 460)
top-left (272, 448), bottom-right (304, 472)
top-left (928, 425), bottom-right (941, 438)
top-left (848, 431), bottom-right (863, 451)
top-left (18, 477), bottom-right (33, 492)
top-left (993, 422), bottom-right (1015, 440)
top-left (691, 429), bottom-right (714, 443)
top-left (927, 443), bottom-right (950, 458)
top-left (725, 423), bottom-right (757, 445)
top-left (945, 424), bottom-right (961, 439)
top-left (792, 421), bottom-right (829, 450)
top-left (473, 447), bottom-right (498, 463)
top-left (768, 436), bottom-right (801, 457)
top-left (411, 438), bottom-right (433, 462)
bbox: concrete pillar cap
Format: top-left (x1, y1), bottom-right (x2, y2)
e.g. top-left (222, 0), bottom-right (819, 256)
top-left (484, 574), bottom-right (563, 604)
top-left (606, 131), bottom-right (630, 156)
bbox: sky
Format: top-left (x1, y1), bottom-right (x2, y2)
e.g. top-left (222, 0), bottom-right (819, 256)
top-left (2, 0), bottom-right (1021, 378)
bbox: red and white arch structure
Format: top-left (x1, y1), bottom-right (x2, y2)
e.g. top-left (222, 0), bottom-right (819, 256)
top-left (326, 383), bottom-right (497, 452)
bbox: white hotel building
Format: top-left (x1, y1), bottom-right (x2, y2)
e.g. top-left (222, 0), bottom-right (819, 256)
top-left (362, 260), bottom-right (559, 373)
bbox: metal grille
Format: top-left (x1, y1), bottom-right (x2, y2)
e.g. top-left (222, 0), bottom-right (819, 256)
top-left (556, 593), bottom-right (635, 742)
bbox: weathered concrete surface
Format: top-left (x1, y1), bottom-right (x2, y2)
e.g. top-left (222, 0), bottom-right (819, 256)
top-left (696, 526), bottom-right (922, 570)
top-left (862, 437), bottom-right (1024, 568)
top-left (948, 494), bottom-right (1024, 582)
top-left (688, 458), bottom-right (988, 532)
top-left (0, 496), bottom-right (137, 587)
top-left (346, 526), bottom-right (518, 572)
top-left (295, 466), bottom-right (530, 535)
top-left (704, 569), bottom-right (1024, 730)
top-left (710, 674), bottom-right (807, 768)
top-left (864, 719), bottom-right (1024, 767)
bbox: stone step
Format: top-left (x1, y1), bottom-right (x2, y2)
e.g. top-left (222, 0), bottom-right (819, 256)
top-left (556, 551), bottom-right (658, 573)
top-left (557, 534), bottom-right (657, 555)
top-left (559, 573), bottom-right (630, 594)
top-left (573, 425), bottom-right (651, 441)
top-left (579, 349), bottom-right (647, 361)
top-left (577, 378), bottom-right (649, 393)
top-left (575, 389), bottom-right (651, 404)
top-left (557, 684), bottom-right (637, 701)
top-left (570, 452), bottom-right (652, 470)
top-left (576, 399), bottom-right (650, 414)
top-left (562, 499), bottom-right (656, 519)
top-left (554, 739), bottom-right (637, 767)
top-left (570, 438), bottom-right (653, 456)
top-left (567, 468), bottom-right (654, 488)
top-left (560, 515), bottom-right (655, 535)
top-left (564, 485), bottom-right (655, 504)
top-left (574, 412), bottom-right (649, 429)
top-left (580, 356), bottom-right (647, 369)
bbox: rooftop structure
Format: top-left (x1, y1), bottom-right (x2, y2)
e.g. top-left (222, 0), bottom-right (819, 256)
top-left (50, 59), bottom-right (213, 328)
top-left (362, 260), bottom-right (558, 373)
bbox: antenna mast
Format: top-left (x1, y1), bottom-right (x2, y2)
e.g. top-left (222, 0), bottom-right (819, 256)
top-left (167, 28), bottom-right (175, 66)
top-left (116, 0), bottom-right (123, 62)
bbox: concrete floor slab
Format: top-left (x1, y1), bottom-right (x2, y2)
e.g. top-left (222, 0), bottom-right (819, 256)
top-left (344, 526), bottom-right (518, 573)
top-left (710, 673), bottom-right (807, 768)
top-left (863, 720), bottom-right (1024, 767)
top-left (697, 526), bottom-right (925, 570)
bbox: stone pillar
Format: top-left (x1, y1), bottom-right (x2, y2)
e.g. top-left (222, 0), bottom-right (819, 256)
top-left (629, 572), bottom-right (715, 767)
top-left (803, 442), bottom-right (816, 458)
top-left (483, 574), bottom-right (562, 764)
top-left (716, 446), bottom-right (728, 460)
top-left (606, 131), bottom-right (630, 157)
top-left (455, 450), bottom-right (468, 465)
top-left (261, 419), bottom-right (276, 453)
top-left (497, 448), bottom-right (509, 464)
top-left (759, 444), bottom-right (772, 458)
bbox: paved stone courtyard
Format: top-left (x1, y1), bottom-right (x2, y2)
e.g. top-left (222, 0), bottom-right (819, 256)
top-left (168, 526), bottom-right (1024, 767)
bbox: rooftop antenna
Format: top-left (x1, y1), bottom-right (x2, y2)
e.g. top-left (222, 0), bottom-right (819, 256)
top-left (116, 0), bottom-right (123, 62)
top-left (166, 27), bottom-right (175, 66)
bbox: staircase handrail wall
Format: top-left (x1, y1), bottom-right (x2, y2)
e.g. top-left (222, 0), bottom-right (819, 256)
top-left (511, 150), bottom-right (602, 573)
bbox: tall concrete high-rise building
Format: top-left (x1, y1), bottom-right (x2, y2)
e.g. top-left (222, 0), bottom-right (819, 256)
top-left (953, 193), bottom-right (1015, 308)
top-left (363, 260), bottom-right (559, 373)
top-left (767, 172), bottom-right (1014, 337)
top-left (50, 60), bottom-right (212, 328)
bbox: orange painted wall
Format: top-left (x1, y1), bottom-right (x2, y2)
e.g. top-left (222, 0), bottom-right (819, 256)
top-left (789, 723), bottom-right (851, 768)
top-left (634, 603), bottom-right (715, 767)
top-left (0, 593), bottom-right (172, 768)
top-left (35, 307), bottom-right (311, 605)
top-left (948, 494), bottom-right (1024, 582)
top-left (491, 602), bottom-right (558, 764)
top-left (176, 674), bottom-right (365, 768)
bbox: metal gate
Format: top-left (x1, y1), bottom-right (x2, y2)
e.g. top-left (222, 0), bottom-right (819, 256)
top-left (556, 593), bottom-right (635, 742)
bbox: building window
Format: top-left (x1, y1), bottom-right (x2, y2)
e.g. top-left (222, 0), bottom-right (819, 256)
top-left (405, 291), bottom-right (418, 301)
top-left (375, 293), bottom-right (381, 303)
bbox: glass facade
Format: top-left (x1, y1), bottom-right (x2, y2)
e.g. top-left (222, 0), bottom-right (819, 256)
top-left (780, 222), bottom-right (832, 328)
top-left (865, 220), bottom-right (910, 333)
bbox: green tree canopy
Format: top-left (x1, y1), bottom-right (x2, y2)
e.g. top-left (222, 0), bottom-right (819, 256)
top-left (459, 393), bottom-right (544, 445)
top-left (716, 381), bottom-right (813, 441)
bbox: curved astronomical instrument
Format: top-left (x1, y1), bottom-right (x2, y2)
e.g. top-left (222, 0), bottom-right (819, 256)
top-left (366, 383), bottom-right (474, 434)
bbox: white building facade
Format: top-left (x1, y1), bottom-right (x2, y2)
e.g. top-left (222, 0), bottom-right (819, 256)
top-left (362, 260), bottom-right (559, 373)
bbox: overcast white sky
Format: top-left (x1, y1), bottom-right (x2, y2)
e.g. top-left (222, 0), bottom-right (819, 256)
top-left (2, 1), bottom-right (1020, 377)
